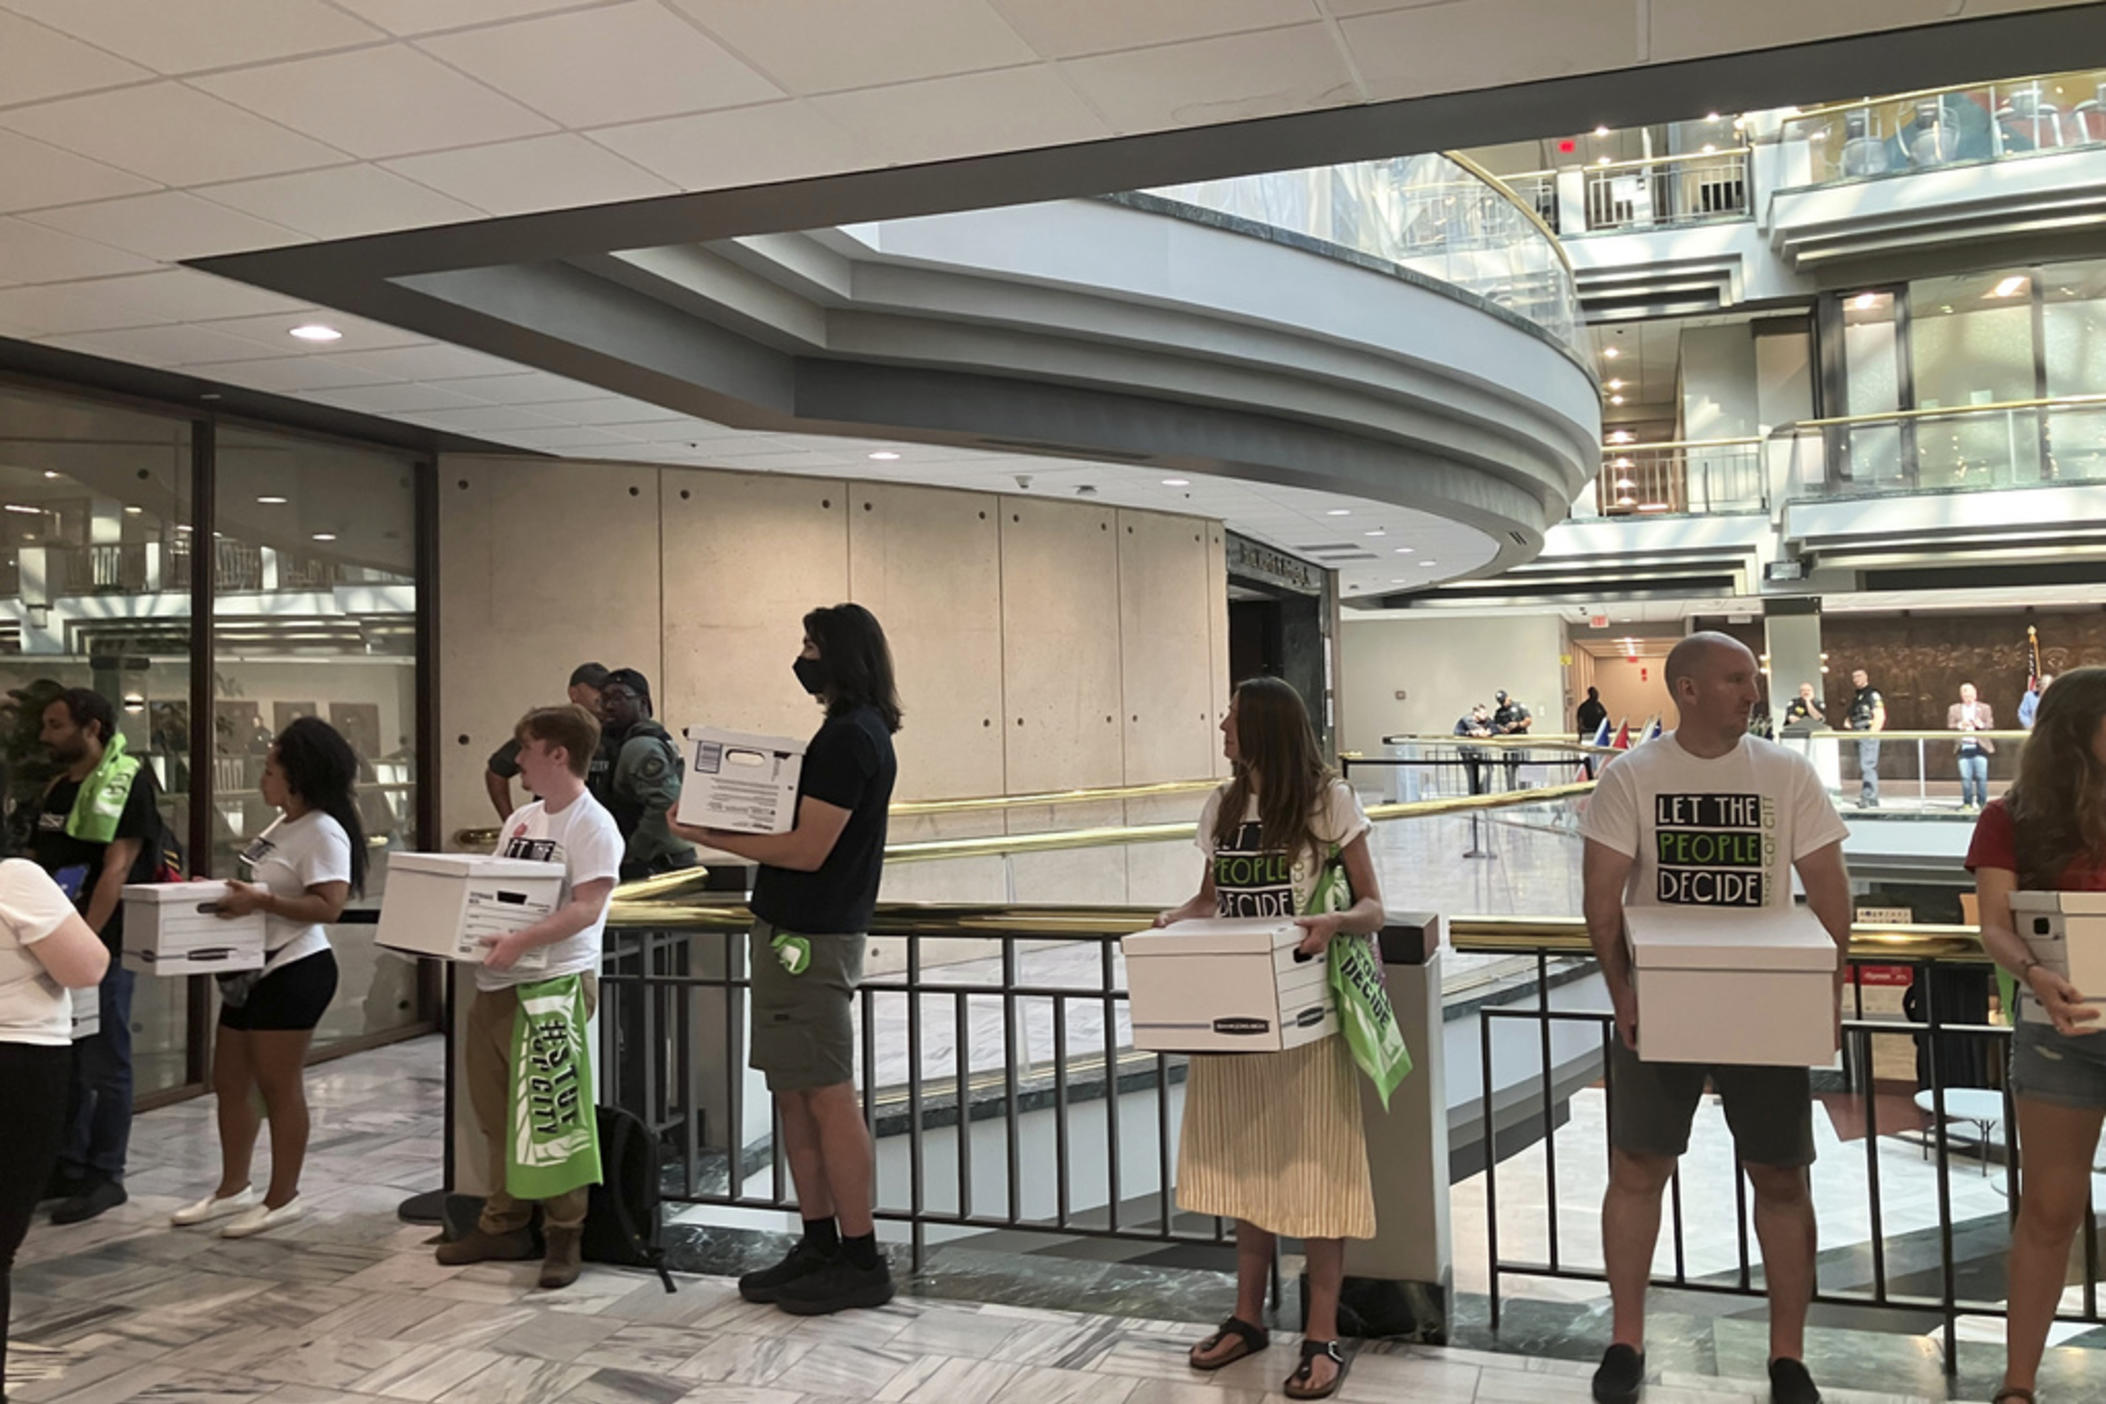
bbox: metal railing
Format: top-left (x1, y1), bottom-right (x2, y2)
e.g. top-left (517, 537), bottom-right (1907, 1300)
top-left (1498, 169), bottom-right (1561, 233)
top-left (1588, 438), bottom-right (1765, 515)
top-left (1778, 68), bottom-right (2106, 189)
top-left (1460, 917), bottom-right (2068, 1375)
top-left (1582, 148), bottom-right (1751, 231)
top-left (1142, 150), bottom-right (1585, 359)
top-left (1771, 395), bottom-right (2106, 500)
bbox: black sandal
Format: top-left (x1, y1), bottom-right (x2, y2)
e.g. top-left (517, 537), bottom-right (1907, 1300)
top-left (1284, 1338), bottom-right (1351, 1400)
top-left (1188, 1315), bottom-right (1269, 1371)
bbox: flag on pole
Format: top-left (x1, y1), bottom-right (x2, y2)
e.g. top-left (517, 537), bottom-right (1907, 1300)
top-left (1590, 716), bottom-right (1613, 749)
top-left (2028, 624), bottom-right (2041, 689)
top-left (1612, 720), bottom-right (1632, 750)
top-left (1644, 716), bottom-right (1664, 743)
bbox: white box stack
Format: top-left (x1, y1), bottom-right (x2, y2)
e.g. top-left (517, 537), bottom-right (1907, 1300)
top-left (2009, 892), bottom-right (2106, 1005)
top-left (121, 881), bottom-right (266, 976)
top-left (676, 728), bottom-right (805, 835)
top-left (1626, 904), bottom-right (1839, 1066)
top-left (377, 854), bottom-right (562, 970)
top-left (69, 985), bottom-right (98, 1041)
top-left (1121, 918), bottom-right (1337, 1054)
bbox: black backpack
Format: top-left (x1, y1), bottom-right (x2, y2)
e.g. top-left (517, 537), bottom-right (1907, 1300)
top-left (583, 1105), bottom-right (675, 1292)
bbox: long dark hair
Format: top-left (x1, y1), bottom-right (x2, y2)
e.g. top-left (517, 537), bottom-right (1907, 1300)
top-left (2010, 668), bottom-right (2106, 889)
top-left (273, 716), bottom-right (367, 896)
top-left (1212, 677), bottom-right (1333, 866)
top-left (805, 603), bottom-right (903, 734)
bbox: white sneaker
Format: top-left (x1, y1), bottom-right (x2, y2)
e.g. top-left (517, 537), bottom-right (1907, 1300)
top-left (171, 1186), bottom-right (258, 1227)
top-left (220, 1197), bottom-right (304, 1239)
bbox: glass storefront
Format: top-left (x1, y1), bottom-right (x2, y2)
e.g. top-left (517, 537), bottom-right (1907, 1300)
top-left (0, 379), bottom-right (432, 1099)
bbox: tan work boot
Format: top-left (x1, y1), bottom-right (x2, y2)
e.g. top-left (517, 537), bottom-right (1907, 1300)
top-left (538, 1228), bottom-right (583, 1290)
top-left (435, 1226), bottom-right (535, 1266)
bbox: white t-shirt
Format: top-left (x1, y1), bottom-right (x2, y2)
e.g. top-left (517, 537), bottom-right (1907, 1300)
top-left (1196, 778), bottom-right (1370, 918)
top-left (479, 789), bottom-right (622, 992)
top-left (241, 810), bottom-right (353, 976)
top-left (0, 857), bottom-right (90, 1046)
top-left (1580, 733), bottom-right (1849, 912)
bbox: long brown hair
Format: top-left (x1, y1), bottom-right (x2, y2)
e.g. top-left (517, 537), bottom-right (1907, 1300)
top-left (2010, 667), bottom-right (2106, 887)
top-left (1212, 677), bottom-right (1335, 866)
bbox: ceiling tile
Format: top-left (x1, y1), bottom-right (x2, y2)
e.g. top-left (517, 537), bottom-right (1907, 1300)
top-left (0, 10), bottom-right (153, 104)
top-left (587, 101), bottom-right (868, 190)
top-left (21, 191), bottom-right (305, 261)
top-left (195, 309), bottom-right (429, 354)
top-left (1058, 23), bottom-right (1359, 131)
top-left (329, 0), bottom-right (612, 37)
top-left (0, 269), bottom-right (310, 334)
top-left (1648, 0), bottom-right (1984, 62)
top-left (0, 84), bottom-right (348, 186)
top-left (297, 383), bottom-right (493, 414)
top-left (0, 130), bottom-right (161, 214)
top-left (194, 45), bottom-right (555, 160)
top-left (536, 397), bottom-right (690, 425)
top-left (399, 404), bottom-right (571, 432)
top-left (35, 323), bottom-right (285, 367)
top-left (184, 356), bottom-right (404, 393)
top-left (484, 424), bottom-right (647, 449)
top-left (319, 344), bottom-right (529, 381)
top-left (0, 217), bottom-right (161, 286)
top-left (811, 66), bottom-right (1108, 165)
top-left (675, 0), bottom-right (1037, 94)
top-left (382, 133), bottom-right (675, 216)
top-left (0, 0), bottom-right (384, 72)
top-left (991, 0), bottom-right (1319, 59)
top-left (1341, 0), bottom-right (1639, 101)
top-left (420, 2), bottom-right (781, 127)
top-left (199, 164), bottom-right (483, 239)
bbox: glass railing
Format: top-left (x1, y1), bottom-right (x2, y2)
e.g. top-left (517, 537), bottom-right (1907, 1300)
top-left (1573, 437), bottom-right (1765, 517)
top-left (1777, 69), bottom-right (2106, 189)
top-left (1140, 151), bottom-right (1585, 360)
top-left (1771, 395), bottom-right (2106, 501)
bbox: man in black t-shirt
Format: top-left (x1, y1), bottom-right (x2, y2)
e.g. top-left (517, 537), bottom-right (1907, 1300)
top-left (485, 663), bottom-right (609, 820)
top-left (33, 688), bottom-right (164, 1224)
top-left (1492, 690), bottom-right (1534, 791)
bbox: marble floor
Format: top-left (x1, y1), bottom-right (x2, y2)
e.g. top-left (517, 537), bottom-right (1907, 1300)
top-left (13, 1036), bottom-right (2106, 1404)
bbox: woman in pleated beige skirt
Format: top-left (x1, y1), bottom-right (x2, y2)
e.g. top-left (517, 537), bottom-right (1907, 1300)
top-left (1154, 677), bottom-right (1386, 1401)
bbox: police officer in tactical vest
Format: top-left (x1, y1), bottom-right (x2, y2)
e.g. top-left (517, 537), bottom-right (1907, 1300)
top-left (596, 668), bottom-right (697, 882)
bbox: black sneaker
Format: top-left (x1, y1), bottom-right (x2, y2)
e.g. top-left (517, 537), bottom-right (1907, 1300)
top-left (738, 1238), bottom-right (836, 1304)
top-left (1769, 1357), bottom-right (1821, 1404)
top-left (51, 1177), bottom-right (127, 1226)
top-left (39, 1165), bottom-right (81, 1204)
top-left (1592, 1344), bottom-right (1645, 1404)
top-left (774, 1257), bottom-right (896, 1316)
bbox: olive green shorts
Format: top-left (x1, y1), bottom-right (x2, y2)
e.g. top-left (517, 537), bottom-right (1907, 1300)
top-left (749, 921), bottom-right (865, 1093)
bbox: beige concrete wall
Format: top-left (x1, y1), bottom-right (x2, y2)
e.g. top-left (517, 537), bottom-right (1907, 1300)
top-left (1337, 613), bottom-right (1567, 759)
top-left (439, 457), bottom-right (1228, 844)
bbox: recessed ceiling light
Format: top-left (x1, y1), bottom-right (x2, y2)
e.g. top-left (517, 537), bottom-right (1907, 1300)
top-left (1701, 143), bottom-right (1717, 154)
top-left (1606, 378), bottom-right (1624, 390)
top-left (1609, 394), bottom-right (1625, 406)
top-left (1161, 477), bottom-right (1190, 487)
top-left (1365, 528), bottom-right (1386, 537)
top-left (1421, 560), bottom-right (1438, 567)
top-left (1594, 125), bottom-right (1610, 136)
top-left (1987, 275), bottom-right (2029, 299)
top-left (41, 471), bottom-right (58, 480)
top-left (256, 495), bottom-right (287, 505)
top-left (1603, 346), bottom-right (1620, 359)
top-left (289, 324), bottom-right (342, 342)
top-left (1596, 156), bottom-right (1612, 166)
top-left (2, 504), bottom-right (40, 515)
top-left (1393, 546), bottom-right (1415, 554)
top-left (311, 532), bottom-right (337, 542)
top-left (1326, 508), bottom-right (1351, 516)
top-left (1607, 430), bottom-right (1634, 443)
top-left (1705, 112), bottom-right (1721, 122)
top-left (1392, 578), bottom-right (1408, 584)
top-left (867, 451), bottom-right (900, 461)
top-left (1852, 292), bottom-right (1879, 310)
top-left (123, 506), bottom-right (142, 515)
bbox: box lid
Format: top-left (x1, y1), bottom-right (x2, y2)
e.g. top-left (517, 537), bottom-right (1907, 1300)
top-left (1625, 904), bottom-right (1838, 972)
top-left (390, 852), bottom-right (565, 880)
top-left (122, 880), bottom-right (233, 904)
top-left (2011, 891), bottom-right (2106, 915)
top-left (1123, 917), bottom-right (1303, 956)
top-left (685, 726), bottom-right (805, 759)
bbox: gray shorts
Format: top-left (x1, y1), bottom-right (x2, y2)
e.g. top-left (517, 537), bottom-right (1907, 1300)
top-left (2010, 1019), bottom-right (2106, 1109)
top-left (1608, 1039), bottom-right (1815, 1168)
top-left (749, 920), bottom-right (864, 1093)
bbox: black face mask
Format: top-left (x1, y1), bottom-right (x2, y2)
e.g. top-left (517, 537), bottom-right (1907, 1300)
top-left (793, 655), bottom-right (830, 697)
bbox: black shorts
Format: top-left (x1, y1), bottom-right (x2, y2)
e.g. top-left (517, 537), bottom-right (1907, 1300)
top-left (219, 948), bottom-right (339, 1033)
top-left (1607, 1038), bottom-right (1815, 1168)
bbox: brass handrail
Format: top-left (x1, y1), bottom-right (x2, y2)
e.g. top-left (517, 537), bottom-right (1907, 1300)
top-left (1602, 436), bottom-right (1763, 453)
top-left (1773, 392), bottom-right (2106, 433)
top-left (1444, 149), bottom-right (1577, 279)
top-left (1448, 914), bottom-right (1987, 963)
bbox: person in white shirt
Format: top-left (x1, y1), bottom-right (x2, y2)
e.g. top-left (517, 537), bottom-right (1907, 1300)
top-left (1579, 633), bottom-right (1854, 1404)
top-left (173, 718), bottom-right (364, 1239)
top-left (0, 859), bottom-right (108, 1389)
top-left (436, 705), bottom-right (621, 1291)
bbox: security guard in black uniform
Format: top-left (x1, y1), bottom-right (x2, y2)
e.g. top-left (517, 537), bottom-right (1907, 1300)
top-left (597, 668), bottom-right (697, 882)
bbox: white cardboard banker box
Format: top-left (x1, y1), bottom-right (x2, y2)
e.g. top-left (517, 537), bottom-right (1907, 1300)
top-left (1121, 918), bottom-right (1337, 1054)
top-left (376, 854), bottom-right (560, 971)
top-left (69, 985), bottom-right (98, 1040)
top-left (2009, 892), bottom-right (2106, 1005)
top-left (121, 881), bottom-right (266, 976)
top-left (1626, 904), bottom-right (1838, 1066)
top-left (678, 727), bottom-right (805, 835)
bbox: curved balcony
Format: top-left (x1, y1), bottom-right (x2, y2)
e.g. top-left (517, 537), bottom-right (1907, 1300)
top-left (1776, 67), bottom-right (2106, 190)
top-left (1772, 394), bottom-right (2106, 500)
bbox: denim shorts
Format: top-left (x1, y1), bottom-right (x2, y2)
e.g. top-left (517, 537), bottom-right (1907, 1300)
top-left (2010, 1019), bottom-right (2106, 1109)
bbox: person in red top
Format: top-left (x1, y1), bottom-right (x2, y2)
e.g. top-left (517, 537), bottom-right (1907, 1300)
top-left (1965, 666), bottom-right (2106, 1404)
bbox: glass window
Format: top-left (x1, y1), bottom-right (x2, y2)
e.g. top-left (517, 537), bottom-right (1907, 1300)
top-left (1909, 270), bottom-right (2039, 487)
top-left (2043, 257), bottom-right (2106, 482)
top-left (212, 426), bottom-right (420, 1049)
top-left (0, 384), bottom-right (194, 1095)
top-left (1840, 290), bottom-right (1904, 487)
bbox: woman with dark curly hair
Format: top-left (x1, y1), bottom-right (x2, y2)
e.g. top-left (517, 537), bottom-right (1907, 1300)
top-left (1968, 667), bottom-right (2106, 1403)
top-left (172, 716), bottom-right (366, 1240)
